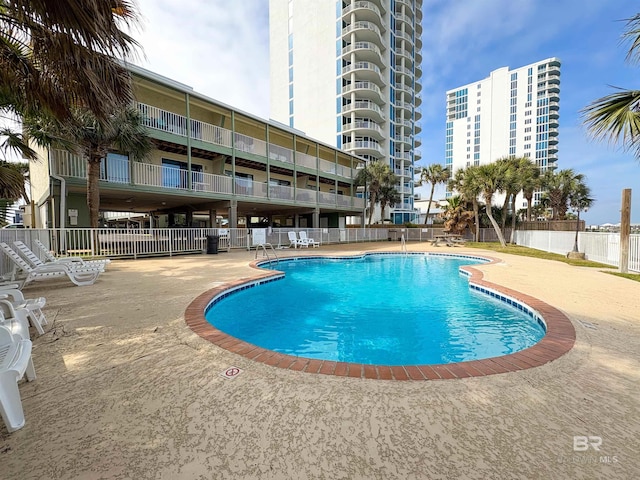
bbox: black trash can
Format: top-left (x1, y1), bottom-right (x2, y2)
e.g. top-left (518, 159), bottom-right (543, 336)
top-left (206, 235), bottom-right (220, 254)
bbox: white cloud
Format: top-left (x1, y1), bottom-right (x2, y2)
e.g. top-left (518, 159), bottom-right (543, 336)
top-left (131, 0), bottom-right (270, 118)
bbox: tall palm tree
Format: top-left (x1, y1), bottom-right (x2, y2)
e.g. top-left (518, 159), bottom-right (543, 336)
top-left (495, 156), bottom-right (521, 233)
top-left (419, 163), bottom-right (449, 225)
top-left (354, 160), bottom-right (398, 226)
top-left (378, 184), bottom-right (401, 222)
top-left (475, 163), bottom-right (507, 247)
top-left (543, 169), bottom-right (584, 220)
top-left (0, 0), bottom-right (142, 124)
top-left (582, 13), bottom-right (640, 159)
top-left (448, 166), bottom-right (481, 240)
top-left (505, 157), bottom-right (540, 243)
top-left (521, 162), bottom-right (541, 222)
top-left (568, 181), bottom-right (594, 253)
top-left (25, 106), bottom-right (152, 228)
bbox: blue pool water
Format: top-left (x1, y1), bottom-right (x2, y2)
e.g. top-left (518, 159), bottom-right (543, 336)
top-left (205, 255), bottom-right (546, 366)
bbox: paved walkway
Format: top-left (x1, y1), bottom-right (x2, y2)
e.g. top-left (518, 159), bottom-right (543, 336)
top-left (1, 243), bottom-right (638, 479)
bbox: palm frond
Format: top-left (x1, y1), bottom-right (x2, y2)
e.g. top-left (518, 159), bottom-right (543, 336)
top-left (581, 88), bottom-right (640, 158)
top-left (622, 13), bottom-right (640, 64)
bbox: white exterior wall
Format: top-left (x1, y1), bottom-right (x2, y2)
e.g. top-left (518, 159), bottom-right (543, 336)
top-left (270, 0), bottom-right (424, 225)
top-left (269, 0), bottom-right (289, 126)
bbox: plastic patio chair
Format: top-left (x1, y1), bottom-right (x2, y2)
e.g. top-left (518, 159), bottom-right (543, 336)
top-left (0, 289), bottom-right (46, 335)
top-left (298, 231), bottom-right (319, 248)
top-left (0, 324), bottom-right (36, 432)
top-left (287, 231), bottom-right (308, 249)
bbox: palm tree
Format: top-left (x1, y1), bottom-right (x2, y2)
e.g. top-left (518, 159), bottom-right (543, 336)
top-left (568, 181), bottom-right (594, 253)
top-left (448, 166), bottom-right (481, 240)
top-left (355, 160), bottom-right (397, 226)
top-left (582, 13), bottom-right (640, 159)
top-left (506, 157), bottom-right (539, 243)
top-left (25, 106), bottom-right (153, 228)
top-left (494, 157), bottom-right (521, 233)
top-left (475, 163), bottom-right (507, 246)
top-left (378, 184), bottom-right (401, 222)
top-left (521, 163), bottom-right (541, 222)
top-left (419, 163), bottom-right (449, 225)
top-left (0, 0), bottom-right (142, 125)
top-left (441, 195), bottom-right (474, 235)
top-left (543, 169), bottom-right (584, 220)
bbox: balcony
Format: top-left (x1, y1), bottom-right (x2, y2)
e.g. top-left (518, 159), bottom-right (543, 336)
top-left (394, 134), bottom-right (412, 147)
top-left (395, 30), bottom-right (413, 45)
top-left (343, 139), bottom-right (385, 157)
top-left (50, 150), bottom-right (364, 209)
top-left (342, 21), bottom-right (385, 49)
top-left (342, 80), bottom-right (384, 104)
top-left (342, 41), bottom-right (383, 64)
top-left (343, 100), bottom-right (385, 122)
top-left (342, 1), bottom-right (383, 27)
top-left (395, 13), bottom-right (413, 34)
top-left (342, 61), bottom-right (384, 84)
top-left (396, 0), bottom-right (414, 13)
top-left (394, 47), bottom-right (413, 63)
top-left (343, 119), bottom-right (385, 140)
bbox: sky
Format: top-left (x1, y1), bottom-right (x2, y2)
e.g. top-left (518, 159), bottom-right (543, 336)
top-left (130, 0), bottom-right (639, 225)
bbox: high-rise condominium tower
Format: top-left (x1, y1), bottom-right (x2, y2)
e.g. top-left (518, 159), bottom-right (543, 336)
top-left (270, 0), bottom-right (423, 224)
top-left (445, 58), bottom-right (560, 205)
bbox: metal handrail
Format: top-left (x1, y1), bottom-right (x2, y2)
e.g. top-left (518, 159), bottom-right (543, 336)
top-left (254, 243), bottom-right (279, 264)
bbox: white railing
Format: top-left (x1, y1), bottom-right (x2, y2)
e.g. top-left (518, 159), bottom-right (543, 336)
top-left (51, 150), bottom-right (86, 178)
top-left (342, 42), bottom-right (382, 58)
top-left (343, 1), bottom-right (382, 17)
top-left (342, 61), bottom-right (382, 76)
top-left (318, 158), bottom-right (337, 175)
top-left (343, 21), bottom-right (382, 38)
top-left (192, 119), bottom-right (233, 148)
top-left (234, 133), bottom-right (267, 157)
top-left (318, 191), bottom-right (337, 205)
top-left (336, 164), bottom-right (353, 178)
top-left (350, 119), bottom-right (383, 135)
top-left (514, 230), bottom-right (640, 272)
top-left (296, 152), bottom-right (317, 169)
top-left (268, 144), bottom-right (293, 164)
top-left (269, 184), bottom-right (294, 201)
top-left (343, 81), bottom-right (382, 97)
top-left (138, 103), bottom-right (188, 137)
top-left (296, 189), bottom-right (317, 203)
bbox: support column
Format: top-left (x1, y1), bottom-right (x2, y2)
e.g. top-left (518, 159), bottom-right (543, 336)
top-left (620, 188), bottom-right (632, 273)
top-left (313, 208), bottom-right (320, 229)
top-left (229, 200), bottom-right (238, 229)
top-left (209, 209), bottom-right (217, 228)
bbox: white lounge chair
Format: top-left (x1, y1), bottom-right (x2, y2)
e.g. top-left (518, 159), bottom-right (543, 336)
top-left (298, 231), bottom-right (319, 248)
top-left (0, 324), bottom-right (36, 432)
top-left (0, 308), bottom-right (30, 341)
top-left (0, 288), bottom-right (46, 335)
top-left (0, 242), bottom-right (100, 287)
top-left (14, 241), bottom-right (107, 273)
top-left (287, 231), bottom-right (308, 249)
top-left (33, 239), bottom-right (110, 271)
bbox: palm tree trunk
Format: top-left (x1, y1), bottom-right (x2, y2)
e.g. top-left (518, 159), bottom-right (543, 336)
top-left (485, 194), bottom-right (506, 246)
top-left (424, 185), bottom-right (435, 225)
top-left (572, 211), bottom-right (581, 252)
top-left (500, 194), bottom-right (510, 232)
top-left (367, 197), bottom-right (375, 226)
top-left (87, 157), bottom-right (102, 229)
top-left (473, 199), bottom-right (480, 241)
top-left (509, 195), bottom-right (517, 244)
top-left (525, 194), bottom-right (533, 222)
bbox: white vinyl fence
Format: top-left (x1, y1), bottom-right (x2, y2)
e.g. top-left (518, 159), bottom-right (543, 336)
top-left (514, 230), bottom-right (640, 272)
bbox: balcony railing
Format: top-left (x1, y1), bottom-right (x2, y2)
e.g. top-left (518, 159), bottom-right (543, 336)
top-left (136, 104), bottom-right (358, 180)
top-left (49, 150), bottom-right (366, 208)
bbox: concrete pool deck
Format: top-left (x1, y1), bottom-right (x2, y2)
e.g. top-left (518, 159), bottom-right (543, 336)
top-left (1, 243), bottom-right (638, 479)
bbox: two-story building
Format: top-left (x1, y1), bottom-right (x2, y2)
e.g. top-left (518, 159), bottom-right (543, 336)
top-left (28, 65), bottom-right (366, 230)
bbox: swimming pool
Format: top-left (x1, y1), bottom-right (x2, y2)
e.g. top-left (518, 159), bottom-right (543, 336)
top-left (205, 254), bottom-right (546, 366)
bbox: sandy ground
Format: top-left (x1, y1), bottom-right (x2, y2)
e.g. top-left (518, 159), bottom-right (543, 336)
top-left (0, 242), bottom-right (638, 480)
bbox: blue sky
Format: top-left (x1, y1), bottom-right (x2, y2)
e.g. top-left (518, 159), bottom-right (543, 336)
top-left (132, 0), bottom-right (639, 224)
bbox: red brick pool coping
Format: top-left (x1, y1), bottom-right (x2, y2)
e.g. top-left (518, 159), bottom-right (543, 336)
top-left (184, 252), bottom-right (576, 381)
